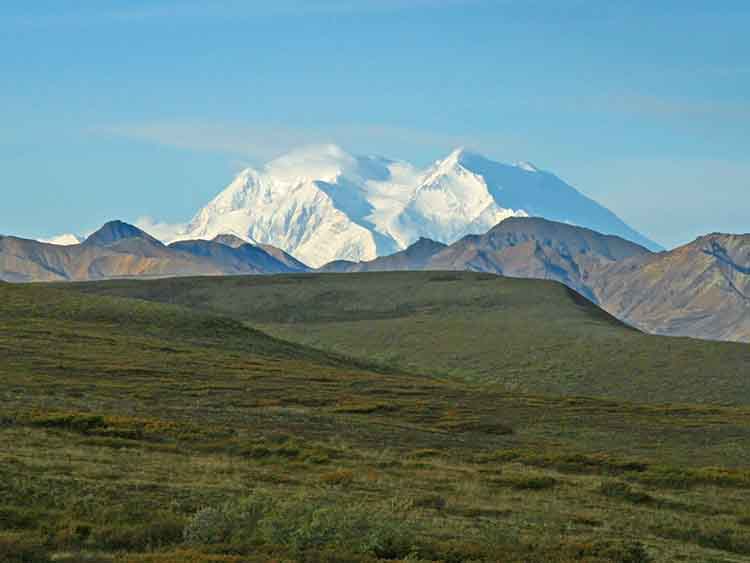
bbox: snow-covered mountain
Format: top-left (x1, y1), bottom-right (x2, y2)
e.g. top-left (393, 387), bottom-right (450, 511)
top-left (150, 145), bottom-right (659, 267)
top-left (39, 233), bottom-right (84, 246)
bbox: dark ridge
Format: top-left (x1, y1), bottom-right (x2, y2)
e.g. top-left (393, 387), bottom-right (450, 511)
top-left (83, 220), bottom-right (163, 248)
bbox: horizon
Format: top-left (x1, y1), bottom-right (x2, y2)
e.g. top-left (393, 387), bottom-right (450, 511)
top-left (24, 212), bottom-right (746, 256)
top-left (3, 1), bottom-right (749, 248)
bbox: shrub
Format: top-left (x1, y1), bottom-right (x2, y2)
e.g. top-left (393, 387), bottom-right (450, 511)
top-left (183, 507), bottom-right (234, 545)
top-left (638, 466), bottom-right (750, 490)
top-left (565, 540), bottom-right (652, 563)
top-left (118, 550), bottom-right (246, 563)
top-left (0, 533), bottom-right (51, 563)
top-left (489, 475), bottom-right (557, 491)
top-left (0, 507), bottom-right (37, 530)
top-left (319, 469), bottom-right (354, 487)
top-left (413, 494), bottom-right (447, 511)
top-left (182, 492), bottom-right (419, 558)
top-left (93, 515), bottom-right (184, 551)
top-left (599, 481), bottom-right (653, 504)
top-left (183, 494), bottom-right (272, 546)
top-left (653, 525), bottom-right (750, 556)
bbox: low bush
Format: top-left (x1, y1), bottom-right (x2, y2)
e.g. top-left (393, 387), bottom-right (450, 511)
top-left (475, 450), bottom-right (648, 476)
top-left (413, 494), bottom-right (447, 511)
top-left (637, 466), bottom-right (750, 490)
top-left (93, 515), bottom-right (185, 551)
top-left (564, 539), bottom-right (652, 563)
top-left (117, 550), bottom-right (246, 563)
top-left (0, 507), bottom-right (37, 530)
top-left (183, 491), bottom-right (419, 558)
top-left (599, 481), bottom-right (653, 504)
top-left (0, 533), bottom-right (51, 563)
top-left (489, 475), bottom-right (557, 491)
top-left (653, 525), bottom-right (750, 555)
top-left (319, 469), bottom-right (355, 487)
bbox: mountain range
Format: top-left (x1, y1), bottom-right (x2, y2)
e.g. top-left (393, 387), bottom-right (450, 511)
top-left (114, 145), bottom-right (660, 268)
top-left (5, 214), bottom-right (749, 343)
top-left (0, 221), bottom-right (305, 282)
top-left (325, 217), bottom-right (750, 343)
top-left (6, 145), bottom-right (749, 343)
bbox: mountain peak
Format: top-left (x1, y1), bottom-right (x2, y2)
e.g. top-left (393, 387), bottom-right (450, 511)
top-left (440, 147), bottom-right (484, 167)
top-left (84, 220), bottom-right (162, 247)
top-left (404, 237), bottom-right (448, 257)
top-left (411, 236), bottom-right (446, 248)
top-left (212, 233), bottom-right (253, 248)
top-left (151, 145), bottom-right (661, 265)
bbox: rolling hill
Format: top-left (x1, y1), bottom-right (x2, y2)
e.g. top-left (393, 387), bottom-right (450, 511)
top-left (68, 271), bottom-right (750, 406)
top-left (319, 217), bottom-right (750, 343)
top-left (5, 276), bottom-right (750, 562)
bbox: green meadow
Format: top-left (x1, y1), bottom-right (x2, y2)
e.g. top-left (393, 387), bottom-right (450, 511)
top-left (2, 275), bottom-right (750, 562)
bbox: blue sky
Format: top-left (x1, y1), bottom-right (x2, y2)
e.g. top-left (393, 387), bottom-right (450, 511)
top-left (2, 0), bottom-right (748, 248)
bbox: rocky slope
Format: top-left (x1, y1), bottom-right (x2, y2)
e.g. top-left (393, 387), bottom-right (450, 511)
top-left (592, 233), bottom-right (750, 342)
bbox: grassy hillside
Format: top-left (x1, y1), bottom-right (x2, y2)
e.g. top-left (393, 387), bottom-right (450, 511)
top-left (68, 271), bottom-right (750, 406)
top-left (3, 281), bottom-right (750, 561)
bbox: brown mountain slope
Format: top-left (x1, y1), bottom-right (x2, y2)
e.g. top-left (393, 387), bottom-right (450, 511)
top-left (319, 218), bottom-right (649, 301)
top-left (320, 218), bottom-right (750, 342)
top-left (319, 238), bottom-right (448, 273)
top-left (0, 221), bottom-right (307, 282)
top-left (322, 218), bottom-right (651, 300)
top-left (592, 233), bottom-right (750, 342)
top-left (425, 217), bottom-right (651, 301)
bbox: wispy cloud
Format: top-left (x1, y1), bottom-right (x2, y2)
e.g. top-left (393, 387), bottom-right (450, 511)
top-left (135, 216), bottom-right (188, 242)
top-left (91, 120), bottom-right (521, 165)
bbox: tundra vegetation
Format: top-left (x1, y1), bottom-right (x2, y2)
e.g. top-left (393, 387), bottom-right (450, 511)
top-left (2, 274), bottom-right (750, 562)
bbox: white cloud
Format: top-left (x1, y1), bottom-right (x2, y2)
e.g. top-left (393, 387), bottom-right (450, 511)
top-left (91, 120), bottom-right (522, 166)
top-left (135, 216), bottom-right (188, 243)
